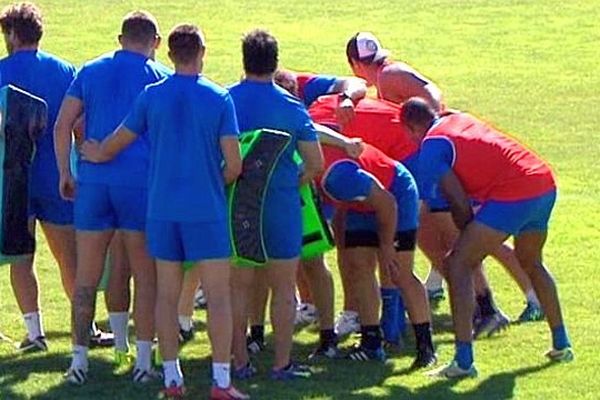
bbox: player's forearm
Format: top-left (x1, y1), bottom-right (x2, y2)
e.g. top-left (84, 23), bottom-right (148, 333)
top-left (313, 123), bottom-right (350, 149)
top-left (375, 192), bottom-right (398, 246)
top-left (300, 164), bottom-right (323, 185)
top-left (54, 121), bottom-right (73, 177)
top-left (336, 77), bottom-right (367, 102)
top-left (222, 163), bottom-right (242, 185)
top-left (449, 201), bottom-right (473, 231)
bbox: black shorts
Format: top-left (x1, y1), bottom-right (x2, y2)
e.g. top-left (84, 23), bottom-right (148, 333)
top-left (344, 229), bottom-right (417, 252)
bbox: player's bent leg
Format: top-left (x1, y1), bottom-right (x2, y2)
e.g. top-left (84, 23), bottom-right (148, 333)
top-left (104, 234), bottom-right (131, 355)
top-left (246, 268), bottom-right (267, 356)
top-left (513, 230), bottom-right (572, 361)
top-left (266, 258), bottom-right (300, 371)
top-left (40, 222), bottom-right (77, 299)
top-left (177, 270), bottom-right (201, 344)
top-left (335, 247), bottom-right (361, 337)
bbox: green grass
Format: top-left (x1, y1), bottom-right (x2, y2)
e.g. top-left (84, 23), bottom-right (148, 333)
top-left (1, 0), bottom-right (599, 398)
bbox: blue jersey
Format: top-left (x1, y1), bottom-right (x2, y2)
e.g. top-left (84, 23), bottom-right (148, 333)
top-left (67, 50), bottom-right (170, 187)
top-left (123, 74), bottom-right (239, 222)
top-left (0, 50), bottom-right (76, 198)
top-left (296, 73), bottom-right (338, 107)
top-left (228, 80), bottom-right (318, 188)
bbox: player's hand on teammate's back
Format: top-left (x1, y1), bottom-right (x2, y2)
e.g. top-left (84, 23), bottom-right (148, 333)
top-left (343, 138), bottom-right (364, 159)
top-left (335, 98), bottom-right (356, 126)
top-left (80, 139), bottom-right (105, 163)
top-left (59, 173), bottom-right (76, 201)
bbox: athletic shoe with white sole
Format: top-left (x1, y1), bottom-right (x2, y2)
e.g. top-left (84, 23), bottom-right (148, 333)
top-left (295, 303), bottom-right (318, 325)
top-left (232, 362), bottom-right (257, 380)
top-left (158, 381), bottom-right (185, 399)
top-left (545, 347), bottom-right (574, 362)
top-left (64, 367), bottom-right (88, 385)
top-left (346, 344), bottom-right (386, 362)
top-left (194, 287), bottom-right (207, 310)
top-left (18, 336), bottom-right (48, 353)
top-left (210, 384), bottom-right (251, 399)
top-left (426, 360), bottom-right (478, 379)
top-left (132, 367), bottom-right (162, 384)
top-left (517, 301), bottom-right (545, 323)
top-left (334, 311), bottom-right (360, 337)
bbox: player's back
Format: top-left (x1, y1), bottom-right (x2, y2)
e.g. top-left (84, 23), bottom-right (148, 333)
top-left (0, 50), bottom-right (75, 197)
top-left (427, 113), bottom-right (555, 201)
top-left (229, 80), bottom-right (316, 188)
top-left (141, 74), bottom-right (235, 222)
top-left (69, 49), bottom-right (170, 186)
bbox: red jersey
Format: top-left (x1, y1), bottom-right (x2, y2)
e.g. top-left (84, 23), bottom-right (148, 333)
top-left (425, 113), bottom-right (556, 202)
top-left (318, 143), bottom-right (397, 212)
top-left (308, 94), bottom-right (418, 161)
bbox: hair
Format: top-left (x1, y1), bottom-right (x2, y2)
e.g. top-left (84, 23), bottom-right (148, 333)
top-left (273, 69), bottom-right (298, 96)
top-left (0, 2), bottom-right (43, 45)
top-left (121, 10), bottom-right (159, 46)
top-left (399, 97), bottom-right (437, 127)
top-left (168, 24), bottom-right (204, 64)
top-left (242, 29), bottom-right (278, 75)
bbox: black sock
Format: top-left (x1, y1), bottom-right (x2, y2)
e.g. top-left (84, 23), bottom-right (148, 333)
top-left (319, 329), bottom-right (337, 347)
top-left (476, 289), bottom-right (498, 318)
top-left (413, 322), bottom-right (434, 353)
top-left (360, 325), bottom-right (382, 350)
top-left (250, 325), bottom-right (264, 342)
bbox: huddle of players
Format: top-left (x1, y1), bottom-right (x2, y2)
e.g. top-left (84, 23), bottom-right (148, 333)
top-left (0, 2), bottom-right (574, 400)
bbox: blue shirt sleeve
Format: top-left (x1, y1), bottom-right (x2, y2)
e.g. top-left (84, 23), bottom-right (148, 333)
top-left (323, 160), bottom-right (375, 202)
top-left (219, 93), bottom-right (240, 137)
top-left (296, 105), bottom-right (319, 142)
top-left (302, 75), bottom-right (338, 107)
top-left (122, 91), bottom-right (149, 136)
top-left (66, 69), bottom-right (84, 100)
top-left (417, 137), bottom-right (455, 201)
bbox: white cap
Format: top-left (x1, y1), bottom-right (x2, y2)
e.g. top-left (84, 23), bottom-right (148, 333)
top-left (356, 32), bottom-right (389, 62)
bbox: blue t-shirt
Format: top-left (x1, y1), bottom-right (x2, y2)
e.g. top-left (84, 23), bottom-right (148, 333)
top-left (417, 136), bottom-right (454, 203)
top-left (67, 49), bottom-right (171, 187)
top-left (228, 80), bottom-right (318, 188)
top-left (123, 74), bottom-right (239, 222)
top-left (300, 74), bottom-right (337, 107)
top-left (0, 50), bottom-right (76, 198)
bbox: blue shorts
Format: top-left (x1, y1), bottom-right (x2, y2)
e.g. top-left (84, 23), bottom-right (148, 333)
top-left (146, 219), bottom-right (231, 262)
top-left (475, 189), bottom-right (556, 235)
top-left (74, 183), bottom-right (147, 231)
top-left (29, 196), bottom-right (74, 225)
top-left (263, 185), bottom-right (302, 259)
top-left (345, 165), bottom-right (419, 234)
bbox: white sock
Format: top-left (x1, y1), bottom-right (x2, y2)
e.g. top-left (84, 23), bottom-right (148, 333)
top-left (135, 341), bottom-right (153, 371)
top-left (212, 362), bottom-right (231, 389)
top-left (526, 289), bottom-right (540, 306)
top-left (425, 267), bottom-right (444, 291)
top-left (109, 312), bottom-right (130, 351)
top-left (71, 345), bottom-right (89, 371)
top-left (163, 359), bottom-right (184, 388)
top-left (178, 315), bottom-right (193, 332)
top-left (23, 311), bottom-right (44, 341)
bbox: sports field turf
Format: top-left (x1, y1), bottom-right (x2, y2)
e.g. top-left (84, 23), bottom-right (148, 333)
top-left (1, 0), bottom-right (599, 398)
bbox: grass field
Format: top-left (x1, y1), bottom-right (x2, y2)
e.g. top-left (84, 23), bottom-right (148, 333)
top-left (1, 0), bottom-right (599, 399)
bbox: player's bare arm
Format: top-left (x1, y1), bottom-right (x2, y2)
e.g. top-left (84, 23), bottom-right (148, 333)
top-left (54, 96), bottom-right (83, 200)
top-left (80, 125), bottom-right (138, 163)
top-left (298, 139), bottom-right (325, 185)
top-left (220, 136), bottom-right (242, 184)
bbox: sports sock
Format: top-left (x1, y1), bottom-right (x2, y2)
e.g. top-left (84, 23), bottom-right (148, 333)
top-left (178, 315), bottom-right (193, 332)
top-left (413, 322), bottom-right (434, 353)
top-left (476, 289), bottom-right (498, 318)
top-left (526, 289), bottom-right (540, 306)
top-left (109, 312), bottom-right (129, 352)
top-left (71, 345), bottom-right (89, 371)
top-left (380, 287), bottom-right (400, 344)
top-left (319, 329), bottom-right (337, 347)
top-left (23, 311), bottom-right (44, 340)
top-left (425, 267), bottom-right (444, 291)
top-left (135, 340), bottom-right (153, 371)
top-left (551, 325), bottom-right (571, 350)
top-left (163, 359), bottom-right (184, 388)
top-left (397, 290), bottom-right (407, 335)
top-left (454, 340), bottom-right (473, 370)
top-left (360, 325), bottom-right (382, 351)
top-left (250, 325), bottom-right (264, 342)
top-left (212, 362), bottom-right (231, 389)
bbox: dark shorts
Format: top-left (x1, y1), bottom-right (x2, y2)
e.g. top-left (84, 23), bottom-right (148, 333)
top-left (345, 229), bottom-right (417, 251)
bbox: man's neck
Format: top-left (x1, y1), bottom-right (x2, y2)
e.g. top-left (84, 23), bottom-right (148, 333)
top-left (11, 44), bottom-right (38, 53)
top-left (245, 73), bottom-right (273, 82)
top-left (175, 64), bottom-right (201, 76)
top-left (121, 44), bottom-right (151, 58)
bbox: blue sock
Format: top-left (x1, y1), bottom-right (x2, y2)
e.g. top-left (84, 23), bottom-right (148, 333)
top-left (454, 341), bottom-right (474, 370)
top-left (552, 325), bottom-right (570, 350)
top-left (397, 289), bottom-right (407, 336)
top-left (380, 287), bottom-right (400, 345)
